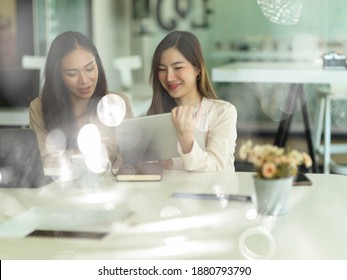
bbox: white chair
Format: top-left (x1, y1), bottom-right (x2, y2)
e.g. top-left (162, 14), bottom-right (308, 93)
top-left (113, 55), bottom-right (143, 90)
top-left (113, 55), bottom-right (152, 117)
top-left (314, 84), bottom-right (347, 174)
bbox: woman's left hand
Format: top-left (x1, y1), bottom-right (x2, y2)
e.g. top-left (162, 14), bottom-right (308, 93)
top-left (171, 105), bottom-right (196, 153)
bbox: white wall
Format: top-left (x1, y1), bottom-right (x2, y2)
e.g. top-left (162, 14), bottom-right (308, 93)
top-left (92, 0), bottom-right (131, 92)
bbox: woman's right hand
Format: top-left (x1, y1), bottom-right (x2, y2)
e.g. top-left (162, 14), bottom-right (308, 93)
top-left (171, 105), bottom-right (196, 154)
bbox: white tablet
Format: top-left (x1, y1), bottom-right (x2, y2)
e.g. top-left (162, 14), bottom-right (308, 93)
top-left (115, 113), bottom-right (205, 165)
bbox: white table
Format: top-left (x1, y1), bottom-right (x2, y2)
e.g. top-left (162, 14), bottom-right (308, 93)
top-left (211, 61), bottom-right (347, 84)
top-left (0, 171), bottom-right (346, 259)
top-left (210, 50), bottom-right (316, 63)
top-left (212, 61), bottom-right (347, 173)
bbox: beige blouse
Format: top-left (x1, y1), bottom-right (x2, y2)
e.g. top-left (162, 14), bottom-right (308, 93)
top-left (29, 92), bottom-right (134, 169)
top-left (172, 97), bottom-right (237, 172)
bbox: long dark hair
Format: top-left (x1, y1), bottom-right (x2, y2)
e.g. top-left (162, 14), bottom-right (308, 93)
top-left (41, 31), bottom-right (108, 149)
top-left (147, 31), bottom-right (218, 115)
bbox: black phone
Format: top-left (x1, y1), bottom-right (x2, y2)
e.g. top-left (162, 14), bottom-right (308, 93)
top-left (293, 173), bottom-right (313, 186)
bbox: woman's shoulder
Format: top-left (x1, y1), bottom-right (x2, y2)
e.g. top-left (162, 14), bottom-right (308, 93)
top-left (203, 97), bottom-right (236, 113)
top-left (29, 95), bottom-right (43, 110)
top-left (29, 96), bottom-right (44, 125)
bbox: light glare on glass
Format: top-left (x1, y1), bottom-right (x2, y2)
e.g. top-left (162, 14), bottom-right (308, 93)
top-left (77, 124), bottom-right (109, 174)
top-left (97, 94), bottom-right (126, 127)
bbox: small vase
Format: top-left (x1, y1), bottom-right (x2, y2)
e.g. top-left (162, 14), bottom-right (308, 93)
top-left (253, 176), bottom-right (294, 216)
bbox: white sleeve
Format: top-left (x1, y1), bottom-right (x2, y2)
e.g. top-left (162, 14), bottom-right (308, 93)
top-left (177, 103), bottom-right (237, 172)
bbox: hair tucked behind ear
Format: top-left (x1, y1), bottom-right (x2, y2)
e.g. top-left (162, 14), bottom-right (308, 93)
top-left (147, 31), bottom-right (217, 115)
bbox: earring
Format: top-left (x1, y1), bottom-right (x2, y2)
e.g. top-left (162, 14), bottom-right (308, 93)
top-left (196, 73), bottom-right (201, 80)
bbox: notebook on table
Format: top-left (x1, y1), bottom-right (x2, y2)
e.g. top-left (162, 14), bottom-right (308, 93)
top-left (115, 162), bottom-right (164, 182)
top-left (0, 128), bottom-right (52, 188)
top-left (113, 113), bottom-right (205, 181)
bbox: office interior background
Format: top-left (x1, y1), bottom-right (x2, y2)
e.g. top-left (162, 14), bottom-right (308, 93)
top-left (1, 0), bottom-right (347, 168)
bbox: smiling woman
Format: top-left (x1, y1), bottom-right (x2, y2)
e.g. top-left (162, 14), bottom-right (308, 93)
top-left (147, 31), bottom-right (238, 172)
top-left (29, 31), bottom-right (134, 173)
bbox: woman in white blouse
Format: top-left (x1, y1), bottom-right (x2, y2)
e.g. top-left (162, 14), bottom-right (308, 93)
top-left (147, 31), bottom-right (237, 172)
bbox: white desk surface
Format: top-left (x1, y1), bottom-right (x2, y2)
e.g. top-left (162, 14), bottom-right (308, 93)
top-left (211, 61), bottom-right (347, 84)
top-left (0, 171), bottom-right (346, 260)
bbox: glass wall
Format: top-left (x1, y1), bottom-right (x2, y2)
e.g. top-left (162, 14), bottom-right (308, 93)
top-left (5, 0), bottom-right (347, 132)
top-left (33, 0), bottom-right (91, 55)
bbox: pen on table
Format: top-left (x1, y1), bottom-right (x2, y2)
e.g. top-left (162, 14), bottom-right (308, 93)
top-left (171, 192), bottom-right (252, 202)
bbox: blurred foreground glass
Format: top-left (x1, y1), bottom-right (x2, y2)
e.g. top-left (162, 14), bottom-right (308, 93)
top-left (239, 213), bottom-right (277, 260)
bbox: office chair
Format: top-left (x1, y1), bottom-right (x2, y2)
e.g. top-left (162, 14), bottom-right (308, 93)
top-left (314, 84), bottom-right (347, 174)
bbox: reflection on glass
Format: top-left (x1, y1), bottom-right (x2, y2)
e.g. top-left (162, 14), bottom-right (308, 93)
top-left (160, 206), bottom-right (182, 218)
top-left (291, 33), bottom-right (322, 62)
top-left (254, 84), bottom-right (296, 122)
top-left (332, 101), bottom-right (347, 128)
top-left (257, 0), bottom-right (303, 25)
top-left (45, 128), bottom-right (67, 155)
top-left (77, 124), bottom-right (109, 174)
top-left (239, 225), bottom-right (276, 259)
top-left (239, 208), bottom-right (279, 260)
top-left (97, 94), bottom-right (126, 127)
